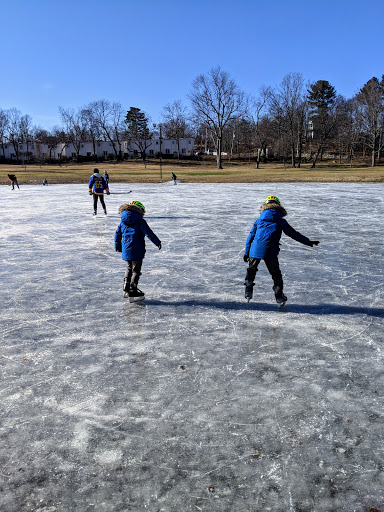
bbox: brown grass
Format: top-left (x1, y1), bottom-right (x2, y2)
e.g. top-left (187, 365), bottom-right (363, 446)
top-left (1, 159), bottom-right (384, 184)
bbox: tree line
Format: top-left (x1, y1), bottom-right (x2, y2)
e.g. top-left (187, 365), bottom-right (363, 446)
top-left (1, 67), bottom-right (383, 169)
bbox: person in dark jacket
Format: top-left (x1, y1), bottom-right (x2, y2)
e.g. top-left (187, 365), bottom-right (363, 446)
top-left (88, 168), bottom-right (110, 215)
top-left (244, 195), bottom-right (319, 306)
top-left (8, 174), bottom-right (19, 189)
top-left (171, 172), bottom-right (177, 184)
top-left (115, 200), bottom-right (161, 301)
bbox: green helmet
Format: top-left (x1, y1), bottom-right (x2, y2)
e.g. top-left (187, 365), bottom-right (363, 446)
top-left (264, 195), bottom-right (280, 205)
top-left (129, 200), bottom-right (145, 214)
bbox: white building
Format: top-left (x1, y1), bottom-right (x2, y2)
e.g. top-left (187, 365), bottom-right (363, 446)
top-left (0, 138), bottom-right (195, 161)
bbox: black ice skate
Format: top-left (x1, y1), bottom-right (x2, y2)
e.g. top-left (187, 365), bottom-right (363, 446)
top-left (244, 280), bottom-right (254, 303)
top-left (273, 285), bottom-right (287, 309)
top-left (129, 285), bottom-right (145, 303)
top-left (123, 278), bottom-right (131, 298)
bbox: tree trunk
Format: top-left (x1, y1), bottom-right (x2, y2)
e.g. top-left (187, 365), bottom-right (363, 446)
top-left (216, 136), bottom-right (223, 169)
top-left (297, 134), bottom-right (302, 168)
top-left (291, 142), bottom-right (295, 168)
top-left (311, 146), bottom-right (322, 168)
top-left (371, 148), bottom-right (376, 167)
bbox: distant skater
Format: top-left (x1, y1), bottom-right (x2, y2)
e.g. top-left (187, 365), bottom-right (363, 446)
top-left (243, 195), bottom-right (319, 307)
top-left (8, 174), bottom-right (19, 189)
top-left (171, 172), bottom-right (177, 185)
top-left (115, 200), bottom-right (161, 302)
top-left (103, 170), bottom-right (109, 187)
top-left (43, 179), bottom-right (48, 186)
top-left (88, 168), bottom-right (110, 215)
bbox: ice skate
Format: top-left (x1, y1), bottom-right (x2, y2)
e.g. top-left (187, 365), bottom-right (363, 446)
top-left (129, 285), bottom-right (145, 303)
top-left (244, 280), bottom-right (254, 303)
top-left (123, 278), bottom-right (131, 298)
top-left (273, 285), bottom-right (287, 309)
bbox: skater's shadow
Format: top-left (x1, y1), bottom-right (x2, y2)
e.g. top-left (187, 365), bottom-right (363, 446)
top-left (144, 299), bottom-right (384, 318)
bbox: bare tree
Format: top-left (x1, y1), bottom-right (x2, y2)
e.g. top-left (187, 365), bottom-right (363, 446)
top-left (6, 108), bottom-right (22, 162)
top-left (190, 66), bottom-right (247, 169)
top-left (82, 104), bottom-right (102, 160)
top-left (88, 99), bottom-right (123, 159)
top-left (161, 100), bottom-right (192, 159)
top-left (59, 107), bottom-right (88, 161)
top-left (19, 114), bottom-right (34, 161)
top-left (355, 76), bottom-right (384, 167)
top-left (0, 109), bottom-right (9, 159)
top-left (250, 86), bottom-right (272, 168)
top-left (270, 73), bottom-right (307, 168)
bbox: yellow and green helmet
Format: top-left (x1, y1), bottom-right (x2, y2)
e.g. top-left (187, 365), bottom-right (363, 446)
top-left (264, 195), bottom-right (280, 205)
top-left (129, 200), bottom-right (146, 214)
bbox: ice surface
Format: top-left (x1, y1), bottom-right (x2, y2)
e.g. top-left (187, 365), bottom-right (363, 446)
top-left (0, 181), bottom-right (383, 511)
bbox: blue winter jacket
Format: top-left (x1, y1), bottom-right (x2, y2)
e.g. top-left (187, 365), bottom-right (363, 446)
top-left (115, 207), bottom-right (161, 261)
top-left (245, 204), bottom-right (312, 260)
top-left (88, 173), bottom-right (109, 195)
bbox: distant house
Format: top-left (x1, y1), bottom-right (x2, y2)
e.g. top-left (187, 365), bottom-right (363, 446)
top-left (0, 137), bottom-right (195, 161)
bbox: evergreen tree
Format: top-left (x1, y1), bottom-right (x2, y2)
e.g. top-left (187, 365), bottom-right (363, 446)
top-left (125, 107), bottom-right (152, 161)
top-left (307, 80), bottom-right (338, 168)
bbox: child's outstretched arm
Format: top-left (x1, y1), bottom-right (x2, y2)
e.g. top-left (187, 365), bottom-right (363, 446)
top-left (282, 220), bottom-right (319, 247)
top-left (142, 222), bottom-right (161, 249)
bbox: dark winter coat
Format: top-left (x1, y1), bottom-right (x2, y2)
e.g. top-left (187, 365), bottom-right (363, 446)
top-left (245, 203), bottom-right (312, 260)
top-left (115, 204), bottom-right (161, 261)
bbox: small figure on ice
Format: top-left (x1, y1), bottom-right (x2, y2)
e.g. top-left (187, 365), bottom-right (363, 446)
top-left (8, 174), bottom-right (20, 190)
top-left (88, 168), bottom-right (110, 215)
top-left (171, 172), bottom-right (177, 185)
top-left (103, 170), bottom-right (109, 187)
top-left (243, 195), bottom-right (319, 308)
top-left (115, 200), bottom-right (161, 302)
top-left (42, 178), bottom-right (48, 186)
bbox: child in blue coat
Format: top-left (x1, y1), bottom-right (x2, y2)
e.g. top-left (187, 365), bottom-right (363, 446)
top-left (244, 195), bottom-right (319, 306)
top-left (115, 200), bottom-right (161, 300)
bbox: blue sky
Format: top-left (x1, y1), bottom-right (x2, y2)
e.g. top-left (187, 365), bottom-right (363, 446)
top-left (1, 0), bottom-right (383, 129)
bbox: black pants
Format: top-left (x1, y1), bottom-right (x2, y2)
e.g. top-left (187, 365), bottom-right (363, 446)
top-left (125, 260), bottom-right (143, 287)
top-left (93, 194), bottom-right (106, 213)
top-left (246, 257), bottom-right (284, 290)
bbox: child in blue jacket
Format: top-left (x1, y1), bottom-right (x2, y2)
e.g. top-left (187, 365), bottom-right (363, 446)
top-left (115, 200), bottom-right (161, 301)
top-left (244, 195), bottom-right (319, 306)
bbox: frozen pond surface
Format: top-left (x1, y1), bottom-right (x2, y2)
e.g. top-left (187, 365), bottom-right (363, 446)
top-left (0, 181), bottom-right (383, 512)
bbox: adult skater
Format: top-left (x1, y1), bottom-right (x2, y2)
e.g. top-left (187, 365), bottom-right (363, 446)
top-left (115, 200), bottom-right (161, 301)
top-left (171, 172), bottom-right (177, 184)
top-left (103, 170), bottom-right (109, 187)
top-left (88, 168), bottom-right (110, 215)
top-left (243, 195), bottom-right (319, 307)
top-left (8, 174), bottom-right (19, 189)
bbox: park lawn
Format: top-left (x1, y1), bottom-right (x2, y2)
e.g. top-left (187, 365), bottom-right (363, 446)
top-left (1, 160), bottom-right (384, 184)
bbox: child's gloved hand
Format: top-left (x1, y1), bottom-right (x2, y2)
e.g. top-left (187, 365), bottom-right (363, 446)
top-left (310, 241), bottom-right (319, 246)
top-left (89, 191), bottom-right (92, 195)
top-left (158, 243), bottom-right (162, 250)
top-left (106, 191), bottom-right (110, 195)
top-left (243, 254), bottom-right (249, 262)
